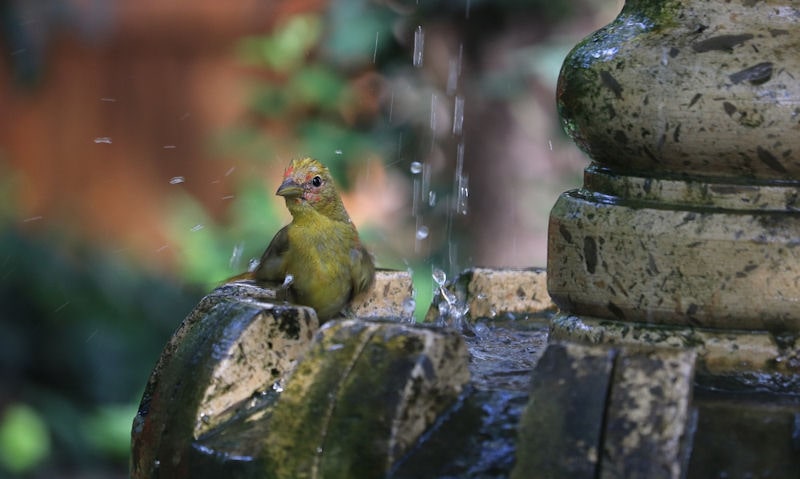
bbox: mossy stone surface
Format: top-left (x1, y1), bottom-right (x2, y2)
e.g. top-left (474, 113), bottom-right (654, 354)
top-left (559, 0), bottom-right (800, 180)
top-left (263, 319), bottom-right (470, 479)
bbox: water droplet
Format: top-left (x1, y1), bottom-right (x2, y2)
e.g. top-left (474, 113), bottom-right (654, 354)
top-left (452, 95), bottom-right (465, 135)
top-left (327, 343), bottom-right (344, 352)
top-left (334, 149), bottom-right (343, 155)
top-left (388, 89), bottom-right (395, 123)
top-left (373, 31), bottom-right (380, 64)
top-left (413, 26), bottom-right (425, 68)
top-left (402, 297), bottom-right (416, 317)
top-left (169, 176), bottom-right (185, 185)
top-left (430, 93), bottom-right (438, 132)
top-left (100, 97), bottom-right (117, 102)
top-left (457, 176), bottom-right (469, 215)
top-left (224, 166), bottom-right (236, 176)
top-left (316, 447), bottom-right (323, 455)
top-left (163, 145), bottom-right (177, 149)
top-left (473, 322), bottom-right (489, 336)
top-left (190, 224), bottom-right (204, 232)
top-left (22, 216), bottom-right (43, 222)
top-left (93, 137), bottom-right (112, 144)
top-left (438, 301), bottom-right (450, 319)
top-left (416, 225), bottom-right (429, 240)
top-left (410, 161), bottom-right (423, 174)
top-left (248, 258), bottom-right (260, 272)
top-left (428, 190), bottom-right (437, 207)
top-left (153, 460), bottom-right (160, 468)
top-left (432, 268), bottom-right (447, 286)
top-left (446, 56), bottom-right (460, 95)
top-left (454, 142), bottom-right (469, 215)
top-left (548, 139), bottom-right (554, 151)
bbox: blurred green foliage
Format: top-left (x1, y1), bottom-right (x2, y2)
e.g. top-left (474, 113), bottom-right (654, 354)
top-left (0, 403), bottom-right (50, 474)
top-left (0, 166), bottom-right (202, 476)
top-left (0, 225), bottom-right (203, 476)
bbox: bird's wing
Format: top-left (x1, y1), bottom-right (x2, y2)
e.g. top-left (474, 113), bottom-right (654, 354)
top-left (349, 243), bottom-right (375, 297)
top-left (254, 225), bottom-right (291, 282)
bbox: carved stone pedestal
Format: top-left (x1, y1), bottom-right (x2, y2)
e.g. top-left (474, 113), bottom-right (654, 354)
top-left (549, 0), bottom-right (800, 390)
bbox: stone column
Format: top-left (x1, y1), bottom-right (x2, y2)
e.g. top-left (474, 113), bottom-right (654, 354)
top-left (547, 0), bottom-right (800, 388)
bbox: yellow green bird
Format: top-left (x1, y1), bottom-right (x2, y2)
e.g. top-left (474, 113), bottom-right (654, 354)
top-left (234, 157), bottom-right (375, 320)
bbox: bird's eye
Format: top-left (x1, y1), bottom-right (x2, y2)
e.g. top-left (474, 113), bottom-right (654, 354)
top-left (311, 176), bottom-right (323, 187)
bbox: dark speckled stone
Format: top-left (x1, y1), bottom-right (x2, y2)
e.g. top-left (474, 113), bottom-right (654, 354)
top-left (558, 0), bottom-right (800, 180)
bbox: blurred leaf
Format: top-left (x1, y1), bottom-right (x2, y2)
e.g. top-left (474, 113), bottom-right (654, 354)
top-left (211, 125), bottom-right (276, 162)
top-left (411, 264), bottom-right (435, 322)
top-left (0, 403), bottom-right (51, 474)
top-left (250, 84), bottom-right (290, 117)
top-left (166, 193), bottom-right (232, 286)
top-left (260, 15), bottom-right (323, 72)
top-left (324, 0), bottom-right (394, 65)
top-left (289, 65), bottom-right (346, 111)
top-left (84, 403), bottom-right (139, 461)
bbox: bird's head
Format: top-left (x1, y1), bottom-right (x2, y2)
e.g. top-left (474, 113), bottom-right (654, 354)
top-left (277, 157), bottom-right (350, 222)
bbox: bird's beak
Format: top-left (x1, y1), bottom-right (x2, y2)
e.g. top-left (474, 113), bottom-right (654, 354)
top-left (276, 177), bottom-right (303, 197)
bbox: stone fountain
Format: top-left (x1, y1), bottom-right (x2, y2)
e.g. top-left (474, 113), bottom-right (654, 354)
top-left (131, 1), bottom-right (800, 478)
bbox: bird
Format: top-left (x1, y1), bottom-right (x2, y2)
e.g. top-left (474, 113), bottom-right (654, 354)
top-left (230, 157), bottom-right (375, 320)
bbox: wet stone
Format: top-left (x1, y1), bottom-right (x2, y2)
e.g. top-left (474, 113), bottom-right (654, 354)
top-left (512, 342), bottom-right (616, 479)
top-left (424, 267), bottom-right (556, 328)
top-left (463, 268), bottom-right (555, 320)
top-left (550, 313), bottom-right (800, 393)
top-left (263, 319), bottom-right (470, 479)
top-left (687, 388), bottom-right (800, 478)
top-left (547, 190), bottom-right (800, 331)
top-left (131, 285), bottom-right (318, 479)
top-left (601, 348), bottom-right (697, 479)
top-left (351, 269), bottom-right (415, 319)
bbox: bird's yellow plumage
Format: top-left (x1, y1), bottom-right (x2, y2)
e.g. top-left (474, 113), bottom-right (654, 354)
top-left (242, 157), bottom-right (375, 320)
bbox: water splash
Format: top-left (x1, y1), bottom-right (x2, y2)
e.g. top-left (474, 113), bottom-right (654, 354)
top-left (446, 45), bottom-right (463, 95)
top-left (229, 242), bottom-right (244, 269)
top-left (388, 88), bottom-right (395, 123)
top-left (430, 93), bottom-right (438, 134)
top-left (271, 379), bottom-right (285, 393)
top-left (431, 267), bottom-right (472, 333)
top-left (373, 31), bottom-right (380, 64)
top-left (402, 297), bottom-right (417, 321)
top-left (247, 258), bottom-right (260, 272)
top-left (452, 95), bottom-right (465, 136)
top-left (413, 26), bottom-right (425, 68)
top-left (432, 268), bottom-right (447, 286)
top-left (454, 142), bottom-right (469, 215)
top-left (428, 190), bottom-right (437, 207)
